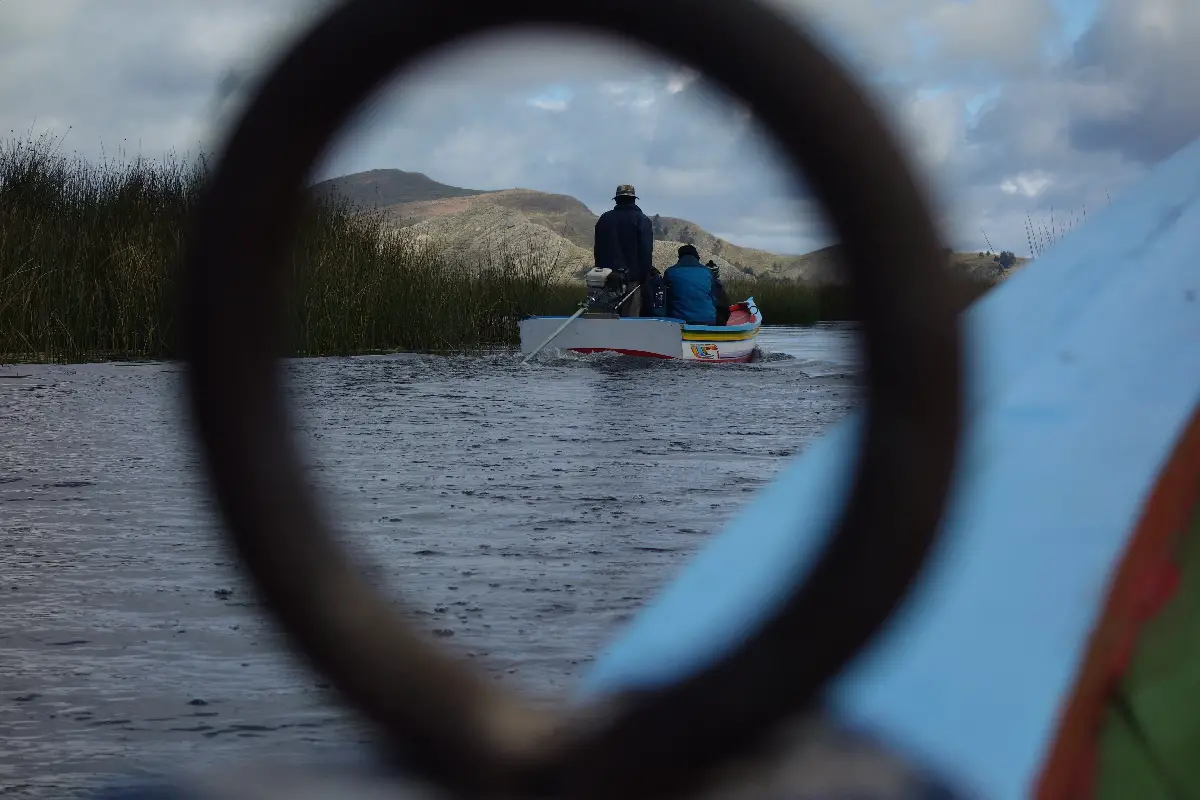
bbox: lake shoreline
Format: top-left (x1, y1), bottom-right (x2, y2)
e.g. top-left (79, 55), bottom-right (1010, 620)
top-left (0, 323), bottom-right (847, 366)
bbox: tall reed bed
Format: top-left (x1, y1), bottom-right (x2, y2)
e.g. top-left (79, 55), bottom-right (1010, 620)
top-left (0, 132), bottom-right (196, 360)
top-left (723, 277), bottom-right (854, 324)
top-left (724, 271), bottom-right (995, 324)
top-left (0, 134), bottom-right (575, 362)
top-left (286, 205), bottom-right (578, 355)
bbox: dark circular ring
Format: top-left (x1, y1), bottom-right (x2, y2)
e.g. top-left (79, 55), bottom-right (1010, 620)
top-left (181, 0), bottom-right (963, 797)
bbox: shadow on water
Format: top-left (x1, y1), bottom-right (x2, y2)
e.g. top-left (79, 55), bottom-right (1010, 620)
top-left (0, 324), bottom-right (860, 798)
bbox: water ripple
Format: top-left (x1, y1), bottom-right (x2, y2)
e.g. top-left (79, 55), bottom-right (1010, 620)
top-left (0, 325), bottom-right (859, 797)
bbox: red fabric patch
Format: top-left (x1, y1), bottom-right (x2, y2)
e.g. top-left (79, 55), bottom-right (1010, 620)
top-left (1108, 558), bottom-right (1180, 680)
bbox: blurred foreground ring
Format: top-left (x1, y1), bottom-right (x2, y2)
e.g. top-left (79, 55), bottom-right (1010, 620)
top-left (181, 0), bottom-right (964, 798)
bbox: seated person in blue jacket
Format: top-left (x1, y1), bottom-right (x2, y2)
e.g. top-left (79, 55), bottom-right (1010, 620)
top-left (664, 244), bottom-right (722, 325)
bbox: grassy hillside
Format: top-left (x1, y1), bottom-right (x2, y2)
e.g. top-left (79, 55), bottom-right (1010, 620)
top-left (331, 169), bottom-right (1028, 284)
top-left (647, 215), bottom-right (831, 280)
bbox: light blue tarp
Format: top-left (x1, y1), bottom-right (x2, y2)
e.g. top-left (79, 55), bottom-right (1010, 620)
top-left (577, 136), bottom-right (1200, 799)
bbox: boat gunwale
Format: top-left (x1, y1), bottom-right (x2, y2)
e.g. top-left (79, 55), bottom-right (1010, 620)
top-left (520, 297), bottom-right (763, 334)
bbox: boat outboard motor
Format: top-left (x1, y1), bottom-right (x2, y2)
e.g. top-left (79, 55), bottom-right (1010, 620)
top-left (647, 269), bottom-right (666, 316)
top-left (585, 266), bottom-right (627, 313)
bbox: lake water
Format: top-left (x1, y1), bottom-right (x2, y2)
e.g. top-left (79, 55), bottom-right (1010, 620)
top-left (1, 323), bottom-right (861, 798)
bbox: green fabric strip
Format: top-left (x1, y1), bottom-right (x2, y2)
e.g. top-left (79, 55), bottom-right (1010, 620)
top-left (1097, 483), bottom-right (1200, 799)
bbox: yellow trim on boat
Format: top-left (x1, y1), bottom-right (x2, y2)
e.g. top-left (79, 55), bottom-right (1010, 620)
top-left (682, 329), bottom-right (759, 342)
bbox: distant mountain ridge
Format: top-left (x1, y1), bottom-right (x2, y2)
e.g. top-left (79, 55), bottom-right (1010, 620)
top-left (315, 168), bottom-right (488, 207)
top-left (311, 169), bottom-right (1025, 283)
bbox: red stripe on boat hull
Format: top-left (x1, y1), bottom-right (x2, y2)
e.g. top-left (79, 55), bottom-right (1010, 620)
top-left (568, 347), bottom-right (754, 363)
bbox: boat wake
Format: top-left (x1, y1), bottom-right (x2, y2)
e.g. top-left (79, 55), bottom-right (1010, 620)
top-left (517, 347), bottom-right (799, 371)
top-left (753, 349), bottom-right (797, 363)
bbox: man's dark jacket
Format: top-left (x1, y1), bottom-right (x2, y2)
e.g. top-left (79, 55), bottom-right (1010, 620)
top-left (593, 202), bottom-right (654, 282)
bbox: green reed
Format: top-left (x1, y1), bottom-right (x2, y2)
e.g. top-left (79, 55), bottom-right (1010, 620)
top-left (0, 132), bottom-right (195, 361)
top-left (0, 133), bottom-right (577, 362)
top-left (284, 200), bottom-right (580, 356)
top-left (724, 277), bottom-right (853, 325)
top-left (724, 271), bottom-right (995, 325)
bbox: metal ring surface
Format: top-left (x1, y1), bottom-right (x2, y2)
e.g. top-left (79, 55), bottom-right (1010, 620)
top-left (181, 0), bottom-right (964, 797)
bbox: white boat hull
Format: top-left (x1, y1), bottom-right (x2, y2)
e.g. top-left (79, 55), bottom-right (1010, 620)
top-left (518, 299), bottom-right (762, 363)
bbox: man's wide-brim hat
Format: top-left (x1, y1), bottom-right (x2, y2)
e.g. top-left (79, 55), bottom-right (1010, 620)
top-left (614, 184), bottom-right (637, 200)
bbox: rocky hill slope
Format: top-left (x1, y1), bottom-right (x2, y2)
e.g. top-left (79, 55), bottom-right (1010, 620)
top-left (312, 169), bottom-right (1027, 283)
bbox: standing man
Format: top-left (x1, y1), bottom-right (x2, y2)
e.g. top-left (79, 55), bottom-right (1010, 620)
top-left (593, 184), bottom-right (654, 316)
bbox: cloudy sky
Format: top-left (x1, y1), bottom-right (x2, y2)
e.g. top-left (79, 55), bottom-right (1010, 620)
top-left (2, 0), bottom-right (1197, 256)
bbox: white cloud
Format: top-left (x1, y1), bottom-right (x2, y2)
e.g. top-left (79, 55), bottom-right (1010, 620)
top-left (666, 68), bottom-right (699, 95)
top-left (1000, 171), bottom-right (1055, 197)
